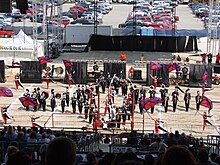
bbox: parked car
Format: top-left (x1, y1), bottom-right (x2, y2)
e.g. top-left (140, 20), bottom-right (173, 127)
top-left (11, 12), bottom-right (22, 22)
top-left (0, 28), bottom-right (14, 38)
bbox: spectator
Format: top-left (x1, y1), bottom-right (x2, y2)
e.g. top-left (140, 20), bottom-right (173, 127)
top-left (4, 125), bottom-right (17, 141)
top-left (46, 129), bottom-right (55, 140)
top-left (120, 52), bottom-right (126, 61)
top-left (2, 146), bottom-right (19, 165)
top-left (214, 156), bottom-right (220, 164)
top-left (174, 130), bottom-right (180, 142)
top-left (15, 131), bottom-right (26, 143)
top-left (178, 133), bottom-right (189, 147)
top-left (162, 145), bottom-right (196, 165)
top-left (38, 133), bottom-right (50, 144)
top-left (6, 151), bottom-right (32, 165)
top-left (197, 148), bottom-right (218, 165)
top-left (98, 153), bottom-right (115, 165)
top-left (201, 53), bottom-right (207, 64)
top-left (127, 131), bottom-right (138, 145)
top-left (45, 137), bottom-right (76, 165)
top-left (186, 57), bottom-right (190, 63)
top-left (32, 144), bottom-right (47, 165)
top-left (103, 135), bottom-right (111, 144)
top-left (207, 53), bottom-right (213, 64)
top-left (85, 152), bottom-right (96, 165)
top-left (112, 152), bottom-right (145, 165)
top-left (128, 67), bottom-right (134, 79)
top-left (164, 133), bottom-right (178, 147)
top-left (216, 53), bottom-right (220, 65)
top-left (27, 131), bottom-right (37, 143)
top-left (149, 137), bottom-right (168, 152)
top-left (139, 134), bottom-right (151, 146)
top-left (145, 154), bottom-right (155, 165)
top-left (140, 54), bottom-right (145, 61)
top-left (210, 153), bottom-right (219, 164)
top-left (0, 130), bottom-right (9, 142)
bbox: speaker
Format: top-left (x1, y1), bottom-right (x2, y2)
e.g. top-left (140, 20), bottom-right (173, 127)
top-left (0, 0), bottom-right (11, 13)
top-left (16, 0), bottom-right (28, 14)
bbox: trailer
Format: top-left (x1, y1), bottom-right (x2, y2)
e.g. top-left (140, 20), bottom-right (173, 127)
top-left (64, 24), bottom-right (112, 45)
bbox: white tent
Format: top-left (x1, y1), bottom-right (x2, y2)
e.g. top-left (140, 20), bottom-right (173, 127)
top-left (0, 30), bottom-right (44, 65)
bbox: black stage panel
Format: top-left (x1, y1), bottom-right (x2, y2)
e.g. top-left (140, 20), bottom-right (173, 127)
top-left (189, 64), bottom-right (212, 88)
top-left (104, 62), bottom-right (126, 78)
top-left (16, 0), bottom-right (28, 14)
top-left (0, 60), bottom-right (5, 83)
top-left (20, 61), bottom-right (42, 83)
top-left (64, 61), bottom-right (88, 84)
top-left (0, 0), bottom-right (11, 13)
top-left (89, 35), bottom-right (197, 52)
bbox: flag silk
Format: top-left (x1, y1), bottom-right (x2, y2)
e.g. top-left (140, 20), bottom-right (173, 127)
top-left (141, 97), bottom-right (161, 110)
top-left (19, 96), bottom-right (39, 107)
top-left (150, 61), bottom-right (162, 70)
top-left (0, 87), bottom-right (13, 97)
top-left (165, 63), bottom-right (180, 72)
top-left (63, 60), bottom-right (72, 67)
top-left (200, 96), bottom-right (213, 110)
top-left (38, 56), bottom-right (53, 65)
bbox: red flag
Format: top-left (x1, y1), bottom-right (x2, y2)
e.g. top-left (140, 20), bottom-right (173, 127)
top-left (12, 59), bottom-right (21, 67)
top-left (63, 60), bottom-right (72, 67)
top-left (0, 87), bottom-right (13, 97)
top-left (201, 96), bottom-right (213, 110)
top-left (150, 61), bottom-right (162, 70)
top-left (141, 97), bottom-right (161, 110)
top-left (38, 56), bottom-right (53, 65)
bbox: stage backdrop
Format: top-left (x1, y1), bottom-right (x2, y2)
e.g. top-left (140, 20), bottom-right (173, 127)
top-left (189, 64), bottom-right (212, 88)
top-left (104, 62), bottom-right (126, 78)
top-left (64, 61), bottom-right (88, 84)
top-left (20, 61), bottom-right (42, 83)
top-left (88, 35), bottom-right (198, 52)
top-left (146, 64), bottom-right (169, 87)
top-left (0, 60), bottom-right (5, 83)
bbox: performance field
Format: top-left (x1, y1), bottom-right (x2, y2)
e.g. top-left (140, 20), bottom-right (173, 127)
top-left (1, 51), bottom-right (220, 139)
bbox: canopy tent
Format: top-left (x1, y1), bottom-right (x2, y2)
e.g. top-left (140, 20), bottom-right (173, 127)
top-left (0, 30), bottom-right (44, 66)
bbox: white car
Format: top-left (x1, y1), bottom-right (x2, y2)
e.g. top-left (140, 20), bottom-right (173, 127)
top-left (62, 16), bottom-right (74, 23)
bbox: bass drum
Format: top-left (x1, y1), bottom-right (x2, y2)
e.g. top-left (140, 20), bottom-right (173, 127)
top-left (55, 67), bottom-right (64, 75)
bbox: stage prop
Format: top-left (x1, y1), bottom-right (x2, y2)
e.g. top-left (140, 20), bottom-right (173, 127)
top-left (104, 61), bottom-right (126, 78)
top-left (88, 35), bottom-right (198, 52)
top-left (146, 63), bottom-right (169, 86)
top-left (0, 60), bottom-right (5, 83)
top-left (20, 61), bottom-right (42, 83)
top-left (15, 0), bottom-right (28, 14)
top-left (133, 70), bottom-right (142, 80)
top-left (189, 64), bottom-right (212, 88)
top-left (64, 61), bottom-right (88, 84)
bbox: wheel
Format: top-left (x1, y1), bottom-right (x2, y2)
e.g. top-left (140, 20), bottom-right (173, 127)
top-left (4, 34), bottom-right (8, 38)
top-left (215, 80), bottom-right (220, 85)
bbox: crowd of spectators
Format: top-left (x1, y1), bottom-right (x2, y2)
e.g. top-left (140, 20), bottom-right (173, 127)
top-left (0, 126), bottom-right (220, 165)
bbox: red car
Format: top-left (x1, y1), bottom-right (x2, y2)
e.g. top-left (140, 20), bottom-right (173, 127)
top-left (0, 29), bottom-right (14, 38)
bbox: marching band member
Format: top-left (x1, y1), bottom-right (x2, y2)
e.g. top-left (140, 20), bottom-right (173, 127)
top-left (1, 105), bottom-right (14, 124)
top-left (14, 73), bottom-right (24, 90)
